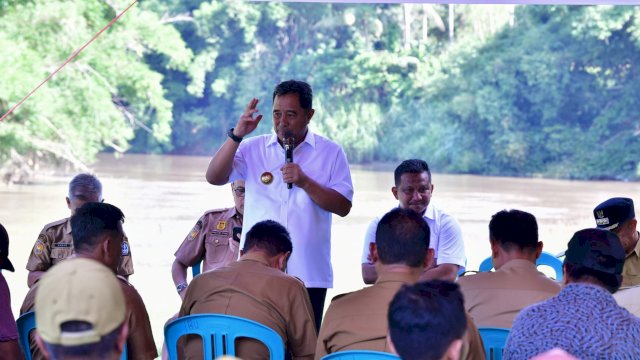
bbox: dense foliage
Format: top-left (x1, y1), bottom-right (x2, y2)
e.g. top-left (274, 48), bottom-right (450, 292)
top-left (1, 2), bottom-right (638, 181)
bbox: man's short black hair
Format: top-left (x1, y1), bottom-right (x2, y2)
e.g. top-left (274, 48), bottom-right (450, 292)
top-left (272, 80), bottom-right (313, 111)
top-left (394, 159), bottom-right (431, 186)
top-left (388, 280), bottom-right (467, 360)
top-left (68, 173), bottom-right (102, 200)
top-left (71, 203), bottom-right (124, 253)
top-left (376, 208), bottom-right (430, 267)
top-left (242, 220), bottom-right (293, 257)
top-left (489, 209), bottom-right (539, 252)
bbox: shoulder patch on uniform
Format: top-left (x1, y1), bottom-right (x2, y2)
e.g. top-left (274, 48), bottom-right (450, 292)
top-left (42, 218), bottom-right (69, 230)
top-left (189, 220), bottom-right (203, 241)
top-left (121, 241), bottom-right (130, 256)
top-left (34, 239), bottom-right (45, 255)
top-left (203, 208), bottom-right (230, 216)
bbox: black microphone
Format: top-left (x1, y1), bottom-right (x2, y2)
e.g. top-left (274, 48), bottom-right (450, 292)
top-left (284, 131), bottom-right (294, 189)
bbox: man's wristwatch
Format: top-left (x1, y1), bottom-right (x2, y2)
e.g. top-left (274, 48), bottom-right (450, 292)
top-left (176, 282), bottom-right (188, 293)
top-left (227, 128), bottom-right (243, 143)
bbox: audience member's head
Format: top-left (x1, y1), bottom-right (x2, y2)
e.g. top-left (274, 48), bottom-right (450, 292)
top-left (71, 202), bottom-right (125, 272)
top-left (374, 208), bottom-right (432, 268)
top-left (392, 159), bottom-right (433, 215)
top-left (242, 220), bottom-right (293, 271)
top-left (388, 280), bottom-right (467, 360)
top-left (593, 197), bottom-right (637, 253)
top-left (66, 174), bottom-right (103, 214)
top-left (563, 228), bottom-right (626, 293)
top-left (0, 223), bottom-right (15, 272)
top-left (231, 180), bottom-right (246, 216)
top-left (489, 209), bottom-right (542, 268)
top-left (35, 258), bottom-right (127, 360)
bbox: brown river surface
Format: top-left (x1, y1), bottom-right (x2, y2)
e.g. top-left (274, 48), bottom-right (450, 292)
top-left (2, 153), bottom-right (639, 355)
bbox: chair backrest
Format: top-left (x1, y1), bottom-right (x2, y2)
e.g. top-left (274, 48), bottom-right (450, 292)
top-left (16, 311), bottom-right (127, 360)
top-left (191, 259), bottom-right (202, 277)
top-left (321, 350), bottom-right (401, 359)
top-left (164, 314), bottom-right (285, 360)
top-left (478, 251), bottom-right (563, 281)
top-left (478, 327), bottom-right (510, 360)
top-left (16, 311), bottom-right (35, 360)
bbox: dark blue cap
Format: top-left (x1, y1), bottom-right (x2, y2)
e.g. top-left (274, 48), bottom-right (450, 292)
top-left (565, 228), bottom-right (625, 276)
top-left (593, 197), bottom-right (635, 230)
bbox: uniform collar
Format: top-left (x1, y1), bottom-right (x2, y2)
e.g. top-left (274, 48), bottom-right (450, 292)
top-left (266, 129), bottom-right (316, 150)
top-left (64, 217), bottom-right (72, 235)
top-left (375, 271), bottom-right (417, 285)
top-left (629, 233), bottom-right (640, 258)
top-left (239, 252), bottom-right (271, 267)
top-left (423, 203), bottom-right (435, 220)
top-left (499, 258), bottom-right (538, 271)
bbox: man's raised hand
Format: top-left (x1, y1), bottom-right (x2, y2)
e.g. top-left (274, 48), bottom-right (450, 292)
top-left (234, 98), bottom-right (263, 137)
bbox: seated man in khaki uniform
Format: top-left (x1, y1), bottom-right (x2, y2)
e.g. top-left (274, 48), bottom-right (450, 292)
top-left (457, 209), bottom-right (561, 328)
top-left (26, 173), bottom-right (133, 287)
top-left (388, 281), bottom-right (469, 360)
top-left (316, 208), bottom-right (484, 359)
top-left (34, 258), bottom-right (128, 360)
top-left (593, 197), bottom-right (640, 287)
top-left (22, 202), bottom-right (157, 360)
top-left (171, 180), bottom-right (244, 298)
top-left (179, 220), bottom-right (316, 360)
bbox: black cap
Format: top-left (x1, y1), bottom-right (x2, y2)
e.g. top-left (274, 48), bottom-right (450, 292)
top-left (565, 228), bottom-right (625, 276)
top-left (593, 197), bottom-right (635, 231)
top-left (0, 224), bottom-right (15, 272)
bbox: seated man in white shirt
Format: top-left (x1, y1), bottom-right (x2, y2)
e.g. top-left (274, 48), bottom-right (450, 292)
top-left (362, 159), bottom-right (465, 283)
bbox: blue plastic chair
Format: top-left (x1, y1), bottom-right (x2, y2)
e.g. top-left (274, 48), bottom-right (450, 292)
top-left (164, 314), bottom-right (285, 360)
top-left (191, 259), bottom-right (202, 277)
top-left (478, 251), bottom-right (563, 281)
top-left (322, 350), bottom-right (401, 359)
top-left (16, 311), bottom-right (35, 360)
top-left (478, 327), bottom-right (510, 360)
top-left (16, 311), bottom-right (127, 360)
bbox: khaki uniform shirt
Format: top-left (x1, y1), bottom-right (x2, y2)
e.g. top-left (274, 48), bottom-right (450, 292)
top-left (174, 207), bottom-right (242, 271)
top-left (315, 272), bottom-right (485, 360)
top-left (25, 218), bottom-right (134, 277)
top-left (614, 285), bottom-right (640, 317)
top-left (457, 259), bottom-right (561, 329)
top-left (20, 273), bottom-right (157, 360)
top-left (179, 253), bottom-right (316, 360)
top-left (621, 236), bottom-right (640, 287)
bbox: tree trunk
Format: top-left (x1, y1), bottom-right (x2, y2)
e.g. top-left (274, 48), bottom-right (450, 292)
top-left (448, 4), bottom-right (455, 43)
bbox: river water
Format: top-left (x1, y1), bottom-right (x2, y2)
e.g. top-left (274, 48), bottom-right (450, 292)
top-left (2, 153), bottom-right (639, 353)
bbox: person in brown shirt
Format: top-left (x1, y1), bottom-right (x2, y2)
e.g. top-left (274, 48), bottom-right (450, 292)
top-left (388, 281), bottom-right (470, 360)
top-left (457, 209), bottom-right (561, 328)
top-left (179, 220), bottom-right (316, 360)
top-left (316, 208), bottom-right (484, 360)
top-left (171, 180), bottom-right (244, 298)
top-left (26, 173), bottom-right (134, 287)
top-left (21, 202), bottom-right (156, 360)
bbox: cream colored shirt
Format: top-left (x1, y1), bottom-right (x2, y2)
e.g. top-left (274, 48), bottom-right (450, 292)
top-left (316, 271), bottom-right (485, 360)
top-left (621, 236), bottom-right (640, 287)
top-left (458, 259), bottom-right (561, 328)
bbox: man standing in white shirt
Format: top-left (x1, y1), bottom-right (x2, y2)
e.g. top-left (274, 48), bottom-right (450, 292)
top-left (361, 159), bottom-right (465, 283)
top-left (206, 80), bottom-right (354, 330)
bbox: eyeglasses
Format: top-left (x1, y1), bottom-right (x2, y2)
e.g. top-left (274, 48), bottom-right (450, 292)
top-left (233, 187), bottom-right (245, 197)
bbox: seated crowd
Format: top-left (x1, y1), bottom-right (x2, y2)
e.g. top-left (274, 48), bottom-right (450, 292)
top-left (2, 160), bottom-right (640, 360)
